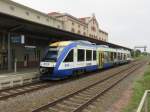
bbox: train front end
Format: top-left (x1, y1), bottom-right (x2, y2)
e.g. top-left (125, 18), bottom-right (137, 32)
top-left (40, 48), bottom-right (58, 80)
top-left (40, 43), bottom-right (64, 80)
top-left (39, 41), bottom-right (73, 80)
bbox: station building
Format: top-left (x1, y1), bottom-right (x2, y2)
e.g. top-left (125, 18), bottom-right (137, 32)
top-left (48, 12), bottom-right (108, 41)
top-left (0, 0), bottom-right (130, 72)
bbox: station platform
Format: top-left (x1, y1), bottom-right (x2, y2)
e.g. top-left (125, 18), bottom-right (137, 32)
top-left (0, 69), bottom-right (40, 90)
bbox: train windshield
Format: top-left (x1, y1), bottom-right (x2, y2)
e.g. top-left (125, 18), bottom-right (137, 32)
top-left (43, 47), bottom-right (63, 62)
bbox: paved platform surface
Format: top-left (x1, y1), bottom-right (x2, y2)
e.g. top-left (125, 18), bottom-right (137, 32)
top-left (0, 70), bottom-right (40, 90)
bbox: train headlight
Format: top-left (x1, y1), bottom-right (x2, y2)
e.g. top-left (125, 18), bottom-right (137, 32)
top-left (40, 68), bottom-right (46, 74)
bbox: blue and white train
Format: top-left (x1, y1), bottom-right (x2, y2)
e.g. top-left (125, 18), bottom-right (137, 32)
top-left (40, 40), bottom-right (131, 80)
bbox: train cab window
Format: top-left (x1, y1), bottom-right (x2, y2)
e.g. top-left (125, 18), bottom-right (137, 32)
top-left (93, 51), bottom-right (96, 60)
top-left (77, 49), bottom-right (85, 61)
top-left (43, 50), bottom-right (58, 62)
top-left (64, 49), bottom-right (74, 62)
top-left (86, 50), bottom-right (92, 61)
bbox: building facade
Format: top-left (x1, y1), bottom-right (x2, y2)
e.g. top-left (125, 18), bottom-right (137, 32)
top-left (48, 12), bottom-right (108, 42)
top-left (48, 12), bottom-right (88, 36)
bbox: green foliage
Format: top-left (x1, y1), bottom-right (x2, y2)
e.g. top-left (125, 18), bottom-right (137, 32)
top-left (131, 50), bottom-right (142, 57)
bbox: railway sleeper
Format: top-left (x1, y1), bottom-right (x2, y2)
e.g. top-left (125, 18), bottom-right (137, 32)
top-left (54, 103), bottom-right (76, 111)
top-left (63, 100), bottom-right (81, 106)
top-left (16, 88), bottom-right (26, 92)
top-left (78, 93), bottom-right (92, 97)
top-left (8, 90), bottom-right (19, 94)
top-left (73, 95), bottom-right (91, 100)
top-left (1, 92), bottom-right (10, 95)
top-left (62, 101), bottom-right (81, 108)
top-left (48, 107), bottom-right (65, 112)
top-left (68, 98), bottom-right (86, 104)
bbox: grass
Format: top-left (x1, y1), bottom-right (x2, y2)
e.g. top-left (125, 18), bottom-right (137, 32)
top-left (133, 55), bottom-right (147, 60)
top-left (122, 64), bottom-right (150, 112)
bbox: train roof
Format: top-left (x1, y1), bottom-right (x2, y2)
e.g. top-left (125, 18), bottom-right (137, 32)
top-left (49, 41), bottom-right (131, 54)
top-left (49, 40), bottom-right (94, 47)
top-left (50, 41), bottom-right (74, 47)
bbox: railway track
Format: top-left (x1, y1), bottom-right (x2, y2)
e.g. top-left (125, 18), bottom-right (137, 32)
top-left (0, 82), bottom-right (52, 100)
top-left (0, 60), bottom-right (143, 101)
top-left (32, 60), bottom-right (147, 112)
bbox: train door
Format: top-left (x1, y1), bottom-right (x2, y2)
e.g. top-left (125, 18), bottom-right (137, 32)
top-left (99, 51), bottom-right (104, 69)
top-left (0, 53), bottom-right (2, 70)
top-left (24, 54), bottom-right (29, 67)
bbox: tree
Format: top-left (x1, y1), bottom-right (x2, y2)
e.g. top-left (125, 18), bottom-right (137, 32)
top-left (135, 49), bottom-right (141, 57)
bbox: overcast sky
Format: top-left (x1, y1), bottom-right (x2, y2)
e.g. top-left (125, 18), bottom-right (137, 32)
top-left (12, 0), bottom-right (150, 52)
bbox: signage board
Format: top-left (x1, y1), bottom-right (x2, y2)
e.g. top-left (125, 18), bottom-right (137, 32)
top-left (11, 35), bottom-right (25, 44)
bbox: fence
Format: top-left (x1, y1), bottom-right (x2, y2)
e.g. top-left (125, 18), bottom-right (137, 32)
top-left (137, 90), bottom-right (150, 112)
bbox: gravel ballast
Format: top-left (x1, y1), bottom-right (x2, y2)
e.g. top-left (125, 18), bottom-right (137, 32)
top-left (82, 61), bottom-right (148, 112)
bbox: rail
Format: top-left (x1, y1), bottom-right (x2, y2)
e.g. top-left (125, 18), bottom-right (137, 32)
top-left (136, 90), bottom-right (150, 112)
top-left (32, 61), bottom-right (145, 112)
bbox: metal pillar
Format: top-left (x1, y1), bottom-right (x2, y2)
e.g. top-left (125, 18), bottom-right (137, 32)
top-left (2, 33), bottom-right (5, 50)
top-left (7, 33), bottom-right (12, 71)
top-left (1, 33), bottom-right (5, 70)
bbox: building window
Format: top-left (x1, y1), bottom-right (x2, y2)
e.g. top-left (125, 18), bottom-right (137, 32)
top-left (72, 22), bottom-right (74, 25)
top-left (86, 50), bottom-right (92, 61)
top-left (77, 49), bottom-right (85, 61)
top-left (91, 26), bottom-right (96, 32)
top-left (83, 32), bottom-right (86, 36)
top-left (26, 12), bottom-right (30, 16)
top-left (71, 28), bottom-right (75, 33)
top-left (64, 49), bottom-right (74, 62)
top-left (78, 30), bottom-right (81, 34)
top-left (57, 25), bottom-right (60, 29)
top-left (37, 16), bottom-right (40, 19)
top-left (46, 18), bottom-right (49, 22)
top-left (10, 6), bottom-right (15, 11)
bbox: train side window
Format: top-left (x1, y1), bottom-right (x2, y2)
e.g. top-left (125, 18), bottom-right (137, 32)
top-left (86, 50), bottom-right (92, 61)
top-left (121, 53), bottom-right (123, 60)
top-left (93, 51), bottom-right (96, 60)
top-left (114, 52), bottom-right (117, 59)
top-left (118, 53), bottom-right (120, 60)
top-left (77, 49), bottom-right (85, 61)
top-left (110, 52), bottom-right (114, 61)
top-left (64, 49), bottom-right (74, 62)
top-left (104, 52), bottom-right (108, 62)
top-left (124, 54), bottom-right (126, 60)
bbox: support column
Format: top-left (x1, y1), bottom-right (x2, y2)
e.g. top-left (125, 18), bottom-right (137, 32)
top-left (2, 33), bottom-right (5, 50)
top-left (1, 32), bottom-right (6, 70)
top-left (8, 33), bottom-right (12, 71)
